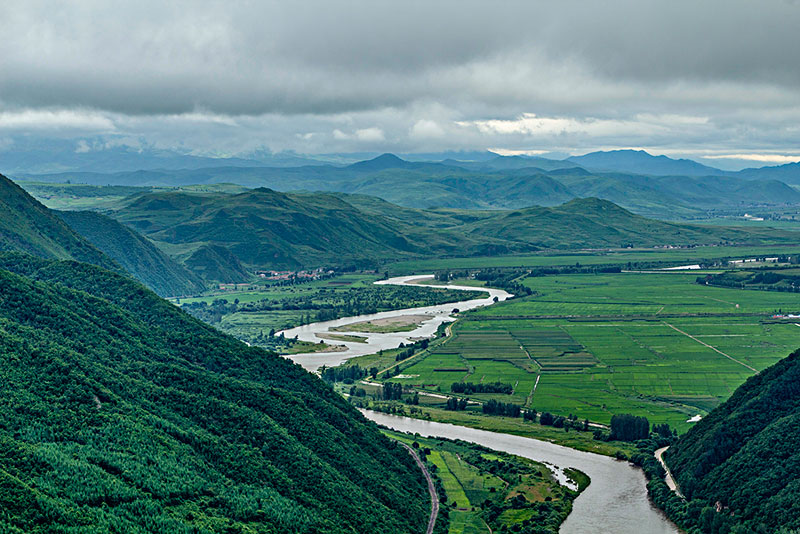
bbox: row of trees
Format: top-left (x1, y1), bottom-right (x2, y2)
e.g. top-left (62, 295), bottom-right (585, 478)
top-left (450, 381), bottom-right (513, 395)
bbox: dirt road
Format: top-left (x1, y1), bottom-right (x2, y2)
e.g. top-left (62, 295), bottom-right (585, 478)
top-left (401, 442), bottom-right (439, 534)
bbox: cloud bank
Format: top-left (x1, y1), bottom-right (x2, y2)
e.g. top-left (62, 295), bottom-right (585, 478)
top-left (1, 0), bottom-right (799, 162)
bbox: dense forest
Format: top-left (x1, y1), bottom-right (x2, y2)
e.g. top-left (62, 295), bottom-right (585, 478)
top-left (663, 350), bottom-right (800, 533)
top-left (0, 251), bottom-right (428, 533)
top-left (58, 209), bottom-right (206, 297)
top-left (0, 175), bottom-right (116, 271)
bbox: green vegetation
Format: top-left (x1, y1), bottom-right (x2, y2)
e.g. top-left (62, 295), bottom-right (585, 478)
top-left (58, 210), bottom-right (206, 297)
top-left (381, 271), bottom-right (800, 430)
top-left (0, 175), bottom-right (116, 270)
top-left (179, 274), bottom-right (482, 350)
top-left (701, 262), bottom-right (800, 294)
top-left (661, 350), bottom-right (800, 533)
top-left (387, 244), bottom-right (800, 275)
top-left (0, 251), bottom-right (428, 533)
top-left (386, 431), bottom-right (587, 534)
top-left (22, 153), bottom-right (800, 220)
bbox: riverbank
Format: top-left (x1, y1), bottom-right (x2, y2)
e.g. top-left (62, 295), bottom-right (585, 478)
top-left (365, 411), bottom-right (680, 534)
top-left (282, 274), bottom-right (511, 371)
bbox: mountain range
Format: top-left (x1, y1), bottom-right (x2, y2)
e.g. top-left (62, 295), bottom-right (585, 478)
top-left (14, 150), bottom-right (800, 219)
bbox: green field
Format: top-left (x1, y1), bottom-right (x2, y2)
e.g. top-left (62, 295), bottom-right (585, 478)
top-left (387, 245), bottom-right (800, 275)
top-left (386, 431), bottom-right (584, 534)
top-left (389, 271), bottom-right (800, 430)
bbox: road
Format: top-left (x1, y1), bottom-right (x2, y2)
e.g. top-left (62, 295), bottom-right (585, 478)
top-left (400, 442), bottom-right (439, 534)
top-left (654, 446), bottom-right (684, 498)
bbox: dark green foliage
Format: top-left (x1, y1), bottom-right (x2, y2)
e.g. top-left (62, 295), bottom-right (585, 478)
top-left (664, 350), bottom-right (800, 533)
top-left (0, 252), bottom-right (427, 533)
top-left (450, 382), bottom-right (513, 395)
top-left (482, 400), bottom-right (522, 417)
top-left (320, 364), bottom-right (368, 384)
top-left (610, 414), bottom-right (650, 441)
top-left (445, 397), bottom-right (468, 411)
top-left (0, 175), bottom-right (116, 270)
top-left (57, 210), bottom-right (206, 296)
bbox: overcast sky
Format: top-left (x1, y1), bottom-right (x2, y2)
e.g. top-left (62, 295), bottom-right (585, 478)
top-left (1, 0), bottom-right (799, 166)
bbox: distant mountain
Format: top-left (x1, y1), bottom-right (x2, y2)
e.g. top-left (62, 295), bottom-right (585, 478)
top-left (664, 350), bottom-right (800, 532)
top-left (737, 161), bottom-right (800, 184)
top-left (0, 137), bottom-right (327, 174)
top-left (0, 174), bottom-right (117, 270)
top-left (461, 197), bottom-right (774, 249)
top-left (0, 251), bottom-right (428, 533)
top-left (567, 149), bottom-right (728, 177)
top-left (18, 152), bottom-right (800, 219)
top-left (57, 210), bottom-right (206, 296)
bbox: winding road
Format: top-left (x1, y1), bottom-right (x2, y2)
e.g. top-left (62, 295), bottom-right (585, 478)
top-left (400, 442), bottom-right (439, 534)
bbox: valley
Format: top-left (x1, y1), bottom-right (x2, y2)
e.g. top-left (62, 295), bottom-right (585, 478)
top-left (5, 160), bottom-right (800, 534)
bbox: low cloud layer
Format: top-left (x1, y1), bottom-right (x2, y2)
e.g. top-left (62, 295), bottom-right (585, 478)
top-left (1, 0), bottom-right (799, 163)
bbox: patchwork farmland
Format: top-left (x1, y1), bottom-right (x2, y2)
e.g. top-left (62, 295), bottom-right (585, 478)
top-left (390, 272), bottom-right (800, 430)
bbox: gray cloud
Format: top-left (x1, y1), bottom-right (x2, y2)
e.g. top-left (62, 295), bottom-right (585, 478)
top-left (0, 0), bottom-right (799, 161)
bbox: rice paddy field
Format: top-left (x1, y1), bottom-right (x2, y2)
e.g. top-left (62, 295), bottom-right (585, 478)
top-left (390, 271), bottom-right (800, 430)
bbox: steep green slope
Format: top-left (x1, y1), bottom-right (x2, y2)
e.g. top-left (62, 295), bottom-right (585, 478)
top-left (0, 175), bottom-right (116, 270)
top-left (664, 350), bottom-right (800, 533)
top-left (184, 243), bottom-right (251, 283)
top-left (57, 210), bottom-right (206, 297)
top-left (0, 252), bottom-right (428, 533)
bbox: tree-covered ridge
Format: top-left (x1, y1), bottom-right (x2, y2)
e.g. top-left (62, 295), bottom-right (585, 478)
top-left (0, 174), bottom-right (116, 271)
top-left (664, 350), bottom-right (800, 533)
top-left (57, 209), bottom-right (206, 297)
top-left (0, 252), bottom-right (427, 533)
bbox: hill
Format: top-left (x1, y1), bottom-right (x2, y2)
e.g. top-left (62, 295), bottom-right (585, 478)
top-left (737, 161), bottom-right (800, 184)
top-left (0, 174), bottom-right (117, 270)
top-left (106, 188), bottom-right (795, 274)
top-left (57, 210), bottom-right (206, 297)
top-left (461, 198), bottom-right (777, 249)
top-left (112, 188), bottom-right (438, 271)
top-left (567, 149), bottom-right (728, 177)
top-left (664, 350), bottom-right (800, 533)
top-left (0, 252), bottom-right (428, 533)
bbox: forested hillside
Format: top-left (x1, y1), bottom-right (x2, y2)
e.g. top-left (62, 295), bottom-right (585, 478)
top-left (0, 252), bottom-right (428, 533)
top-left (0, 174), bottom-right (116, 270)
top-left (664, 350), bottom-right (800, 533)
top-left (58, 210), bottom-right (206, 297)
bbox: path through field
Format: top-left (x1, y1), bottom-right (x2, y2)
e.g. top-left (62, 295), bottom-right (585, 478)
top-left (661, 321), bottom-right (756, 372)
top-left (400, 442), bottom-right (439, 534)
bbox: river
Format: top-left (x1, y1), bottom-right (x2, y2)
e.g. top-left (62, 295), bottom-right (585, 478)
top-left (364, 411), bottom-right (680, 534)
top-left (281, 275), bottom-right (511, 371)
top-left (283, 274), bottom-right (679, 533)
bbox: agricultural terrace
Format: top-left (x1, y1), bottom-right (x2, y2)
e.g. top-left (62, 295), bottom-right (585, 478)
top-left (390, 272), bottom-right (800, 430)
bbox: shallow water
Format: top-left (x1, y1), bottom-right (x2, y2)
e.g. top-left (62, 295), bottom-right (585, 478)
top-left (281, 275), bottom-right (511, 371)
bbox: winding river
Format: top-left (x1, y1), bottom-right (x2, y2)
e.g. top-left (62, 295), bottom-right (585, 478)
top-left (282, 274), bottom-right (680, 533)
top-left (364, 412), bottom-right (680, 534)
top-left (281, 275), bottom-right (511, 371)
